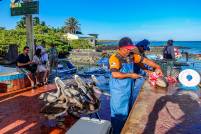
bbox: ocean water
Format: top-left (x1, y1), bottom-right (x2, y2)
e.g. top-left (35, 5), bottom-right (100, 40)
top-left (150, 41), bottom-right (201, 54)
top-left (99, 41), bottom-right (201, 54)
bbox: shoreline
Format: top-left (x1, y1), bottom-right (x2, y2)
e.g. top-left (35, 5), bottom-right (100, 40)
top-left (0, 46), bottom-right (200, 66)
top-left (95, 45), bottom-right (201, 56)
top-left (96, 45), bottom-right (191, 50)
top-left (68, 47), bottom-right (201, 65)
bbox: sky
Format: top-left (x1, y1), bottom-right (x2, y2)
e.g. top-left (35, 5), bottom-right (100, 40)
top-left (0, 0), bottom-right (201, 40)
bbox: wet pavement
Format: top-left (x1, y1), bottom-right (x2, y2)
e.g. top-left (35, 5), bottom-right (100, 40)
top-left (121, 81), bottom-right (201, 134)
top-left (0, 84), bottom-right (111, 134)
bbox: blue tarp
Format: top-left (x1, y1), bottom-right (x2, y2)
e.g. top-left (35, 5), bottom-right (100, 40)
top-left (97, 57), bottom-right (109, 67)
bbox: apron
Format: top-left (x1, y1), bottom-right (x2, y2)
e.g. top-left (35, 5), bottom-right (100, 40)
top-left (109, 56), bottom-right (134, 134)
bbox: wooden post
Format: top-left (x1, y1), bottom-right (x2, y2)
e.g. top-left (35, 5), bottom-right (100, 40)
top-left (25, 0), bottom-right (34, 59)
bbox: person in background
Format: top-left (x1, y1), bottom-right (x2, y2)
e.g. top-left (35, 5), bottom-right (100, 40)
top-left (33, 49), bottom-right (49, 85)
top-left (17, 46), bottom-right (37, 88)
top-left (49, 44), bottom-right (58, 73)
top-left (36, 41), bottom-right (50, 83)
top-left (133, 39), bottom-right (152, 72)
top-left (131, 39), bottom-right (152, 104)
top-left (135, 39), bottom-right (150, 57)
top-left (36, 40), bottom-right (49, 65)
top-left (163, 40), bottom-right (175, 60)
top-left (109, 37), bottom-right (162, 134)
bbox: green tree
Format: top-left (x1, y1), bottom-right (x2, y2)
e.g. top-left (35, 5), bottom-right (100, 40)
top-left (0, 18), bottom-right (75, 56)
top-left (33, 17), bottom-right (40, 25)
top-left (0, 28), bottom-right (26, 54)
top-left (41, 21), bottom-right (46, 26)
top-left (0, 27), bottom-right (5, 30)
top-left (33, 23), bottom-right (69, 54)
top-left (16, 17), bottom-right (26, 29)
top-left (34, 24), bottom-right (49, 35)
top-left (64, 17), bottom-right (80, 34)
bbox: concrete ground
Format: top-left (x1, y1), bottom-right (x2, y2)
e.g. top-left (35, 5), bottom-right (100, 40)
top-left (0, 84), bottom-right (110, 134)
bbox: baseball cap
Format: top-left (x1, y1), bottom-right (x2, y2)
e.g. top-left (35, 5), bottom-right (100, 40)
top-left (136, 39), bottom-right (150, 51)
top-left (118, 37), bottom-right (136, 50)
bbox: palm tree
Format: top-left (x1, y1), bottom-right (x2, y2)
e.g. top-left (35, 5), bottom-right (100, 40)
top-left (64, 17), bottom-right (80, 34)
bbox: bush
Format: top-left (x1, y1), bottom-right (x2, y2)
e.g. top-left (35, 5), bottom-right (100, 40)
top-left (69, 39), bottom-right (92, 49)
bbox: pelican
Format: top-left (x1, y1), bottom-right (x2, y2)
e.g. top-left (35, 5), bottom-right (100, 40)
top-left (91, 75), bottom-right (111, 96)
top-left (74, 75), bottom-right (94, 101)
top-left (39, 77), bottom-right (62, 103)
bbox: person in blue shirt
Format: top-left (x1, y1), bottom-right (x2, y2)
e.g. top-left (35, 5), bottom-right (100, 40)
top-left (131, 39), bottom-right (152, 110)
top-left (135, 39), bottom-right (150, 57)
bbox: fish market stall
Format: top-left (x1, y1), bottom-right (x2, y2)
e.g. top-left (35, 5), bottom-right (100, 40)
top-left (121, 81), bottom-right (201, 134)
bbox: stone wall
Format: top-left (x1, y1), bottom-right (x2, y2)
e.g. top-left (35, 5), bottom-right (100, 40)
top-left (68, 49), bottom-right (102, 65)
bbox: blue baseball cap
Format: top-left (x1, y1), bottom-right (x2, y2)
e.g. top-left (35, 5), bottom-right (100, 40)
top-left (136, 39), bottom-right (150, 51)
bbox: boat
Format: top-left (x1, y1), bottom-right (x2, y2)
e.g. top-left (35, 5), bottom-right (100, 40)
top-left (77, 66), bottom-right (110, 78)
top-left (0, 65), bottom-right (31, 92)
top-left (50, 59), bottom-right (77, 80)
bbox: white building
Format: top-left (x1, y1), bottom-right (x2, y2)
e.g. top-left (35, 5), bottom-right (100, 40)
top-left (63, 33), bottom-right (98, 46)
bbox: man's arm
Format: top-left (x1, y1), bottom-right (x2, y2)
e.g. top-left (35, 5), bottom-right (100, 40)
top-left (133, 54), bottom-right (162, 75)
top-left (110, 55), bottom-right (143, 79)
top-left (16, 55), bottom-right (32, 67)
top-left (142, 58), bottom-right (161, 70)
top-left (134, 54), bottom-right (161, 70)
top-left (141, 58), bottom-right (163, 75)
top-left (17, 61), bottom-right (31, 67)
top-left (136, 63), bottom-right (154, 75)
top-left (112, 72), bottom-right (143, 79)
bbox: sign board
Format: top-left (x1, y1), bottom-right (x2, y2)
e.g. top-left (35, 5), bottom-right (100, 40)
top-left (10, 1), bottom-right (39, 16)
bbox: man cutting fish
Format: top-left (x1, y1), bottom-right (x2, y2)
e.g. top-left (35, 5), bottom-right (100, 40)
top-left (109, 37), bottom-right (163, 134)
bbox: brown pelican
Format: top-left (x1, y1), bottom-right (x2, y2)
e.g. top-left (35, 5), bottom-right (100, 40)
top-left (91, 75), bottom-right (111, 96)
top-left (74, 75), bottom-right (94, 101)
top-left (40, 76), bottom-right (101, 119)
top-left (39, 77), bottom-right (62, 103)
